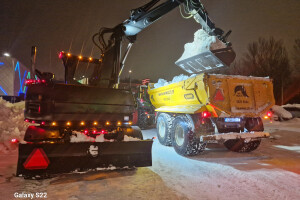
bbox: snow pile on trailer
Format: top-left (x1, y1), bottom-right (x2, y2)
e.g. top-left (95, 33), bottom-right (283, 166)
top-left (154, 74), bottom-right (196, 88)
top-left (177, 29), bottom-right (216, 62)
top-left (70, 131), bottom-right (141, 142)
top-left (0, 98), bottom-right (28, 152)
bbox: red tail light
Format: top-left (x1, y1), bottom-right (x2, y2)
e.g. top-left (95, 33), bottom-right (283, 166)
top-left (93, 130), bottom-right (97, 134)
top-left (202, 111), bottom-right (211, 118)
top-left (267, 111), bottom-right (272, 117)
top-left (84, 130), bottom-right (88, 134)
top-left (145, 112), bottom-right (148, 115)
top-left (59, 51), bottom-right (64, 59)
top-left (11, 138), bottom-right (18, 143)
top-left (25, 79), bottom-right (46, 86)
top-left (101, 130), bottom-right (108, 134)
top-left (23, 148), bottom-right (50, 170)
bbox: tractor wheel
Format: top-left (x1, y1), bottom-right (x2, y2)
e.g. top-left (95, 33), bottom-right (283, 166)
top-left (224, 139), bottom-right (261, 152)
top-left (124, 126), bottom-right (143, 140)
top-left (138, 110), bottom-right (148, 130)
top-left (171, 115), bottom-right (204, 156)
top-left (156, 113), bottom-right (173, 146)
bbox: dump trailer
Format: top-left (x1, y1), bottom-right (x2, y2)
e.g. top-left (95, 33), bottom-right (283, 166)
top-left (16, 77), bottom-right (153, 178)
top-left (148, 73), bottom-right (275, 156)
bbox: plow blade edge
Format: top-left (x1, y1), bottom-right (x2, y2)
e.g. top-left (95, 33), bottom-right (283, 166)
top-left (16, 140), bottom-right (153, 178)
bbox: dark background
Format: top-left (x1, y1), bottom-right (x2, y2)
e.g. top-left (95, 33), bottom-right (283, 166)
top-left (0, 0), bottom-right (299, 81)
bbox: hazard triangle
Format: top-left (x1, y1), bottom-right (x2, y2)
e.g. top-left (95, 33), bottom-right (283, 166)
top-left (23, 148), bottom-right (50, 170)
top-left (214, 89), bottom-right (225, 101)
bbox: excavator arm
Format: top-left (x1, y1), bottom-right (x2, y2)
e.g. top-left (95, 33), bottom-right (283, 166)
top-left (90, 0), bottom-right (235, 88)
top-left (123, 0), bottom-right (228, 42)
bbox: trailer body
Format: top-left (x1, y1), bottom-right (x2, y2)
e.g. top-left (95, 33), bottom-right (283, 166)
top-left (148, 73), bottom-right (275, 155)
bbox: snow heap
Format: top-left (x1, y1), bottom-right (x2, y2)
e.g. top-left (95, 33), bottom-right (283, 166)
top-left (154, 74), bottom-right (196, 89)
top-left (272, 105), bottom-right (293, 120)
top-left (0, 98), bottom-right (28, 152)
top-left (177, 29), bottom-right (216, 62)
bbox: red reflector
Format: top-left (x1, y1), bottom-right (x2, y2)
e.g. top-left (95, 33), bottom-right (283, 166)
top-left (23, 148), bottom-right (50, 170)
top-left (214, 89), bottom-right (224, 101)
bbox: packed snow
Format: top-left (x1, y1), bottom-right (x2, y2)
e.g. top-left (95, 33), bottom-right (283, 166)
top-left (177, 29), bottom-right (216, 62)
top-left (282, 104), bottom-right (300, 109)
top-left (0, 98), bottom-right (28, 153)
top-left (154, 74), bottom-right (196, 89)
top-left (272, 105), bottom-right (293, 120)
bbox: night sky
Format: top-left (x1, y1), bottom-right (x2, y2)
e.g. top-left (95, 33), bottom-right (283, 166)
top-left (1, 0), bottom-right (299, 81)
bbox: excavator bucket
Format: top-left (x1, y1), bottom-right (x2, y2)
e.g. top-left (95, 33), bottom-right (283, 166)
top-left (175, 46), bottom-right (236, 74)
top-left (16, 140), bottom-right (153, 178)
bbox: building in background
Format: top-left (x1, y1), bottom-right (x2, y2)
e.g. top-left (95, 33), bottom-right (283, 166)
top-left (0, 56), bottom-right (30, 102)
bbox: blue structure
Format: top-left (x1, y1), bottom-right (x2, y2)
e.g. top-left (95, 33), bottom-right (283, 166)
top-left (0, 56), bottom-right (30, 97)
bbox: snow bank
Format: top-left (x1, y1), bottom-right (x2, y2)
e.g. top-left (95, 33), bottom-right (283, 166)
top-left (0, 98), bottom-right (28, 153)
top-left (177, 29), bottom-right (216, 62)
top-left (283, 104), bottom-right (300, 109)
top-left (272, 105), bottom-right (293, 120)
top-left (154, 74), bottom-right (196, 89)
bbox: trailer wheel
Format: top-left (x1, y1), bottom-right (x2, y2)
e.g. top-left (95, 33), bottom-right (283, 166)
top-left (156, 113), bottom-right (173, 146)
top-left (224, 139), bottom-right (261, 152)
top-left (171, 116), bottom-right (202, 156)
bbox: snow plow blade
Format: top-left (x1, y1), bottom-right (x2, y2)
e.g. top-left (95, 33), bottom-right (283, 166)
top-left (16, 140), bottom-right (153, 178)
top-left (175, 47), bottom-right (236, 74)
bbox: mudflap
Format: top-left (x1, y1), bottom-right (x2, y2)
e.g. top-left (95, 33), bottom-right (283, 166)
top-left (175, 47), bottom-right (236, 74)
top-left (16, 140), bottom-right (153, 178)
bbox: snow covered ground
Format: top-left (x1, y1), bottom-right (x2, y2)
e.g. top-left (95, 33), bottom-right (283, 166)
top-left (0, 100), bottom-right (299, 199)
top-left (0, 120), bottom-right (299, 199)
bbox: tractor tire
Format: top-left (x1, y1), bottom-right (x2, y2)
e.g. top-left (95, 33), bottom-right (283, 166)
top-left (156, 113), bottom-right (173, 146)
top-left (138, 111), bottom-right (148, 130)
top-left (171, 115), bottom-right (203, 156)
top-left (124, 126), bottom-right (144, 140)
top-left (224, 139), bottom-right (261, 152)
